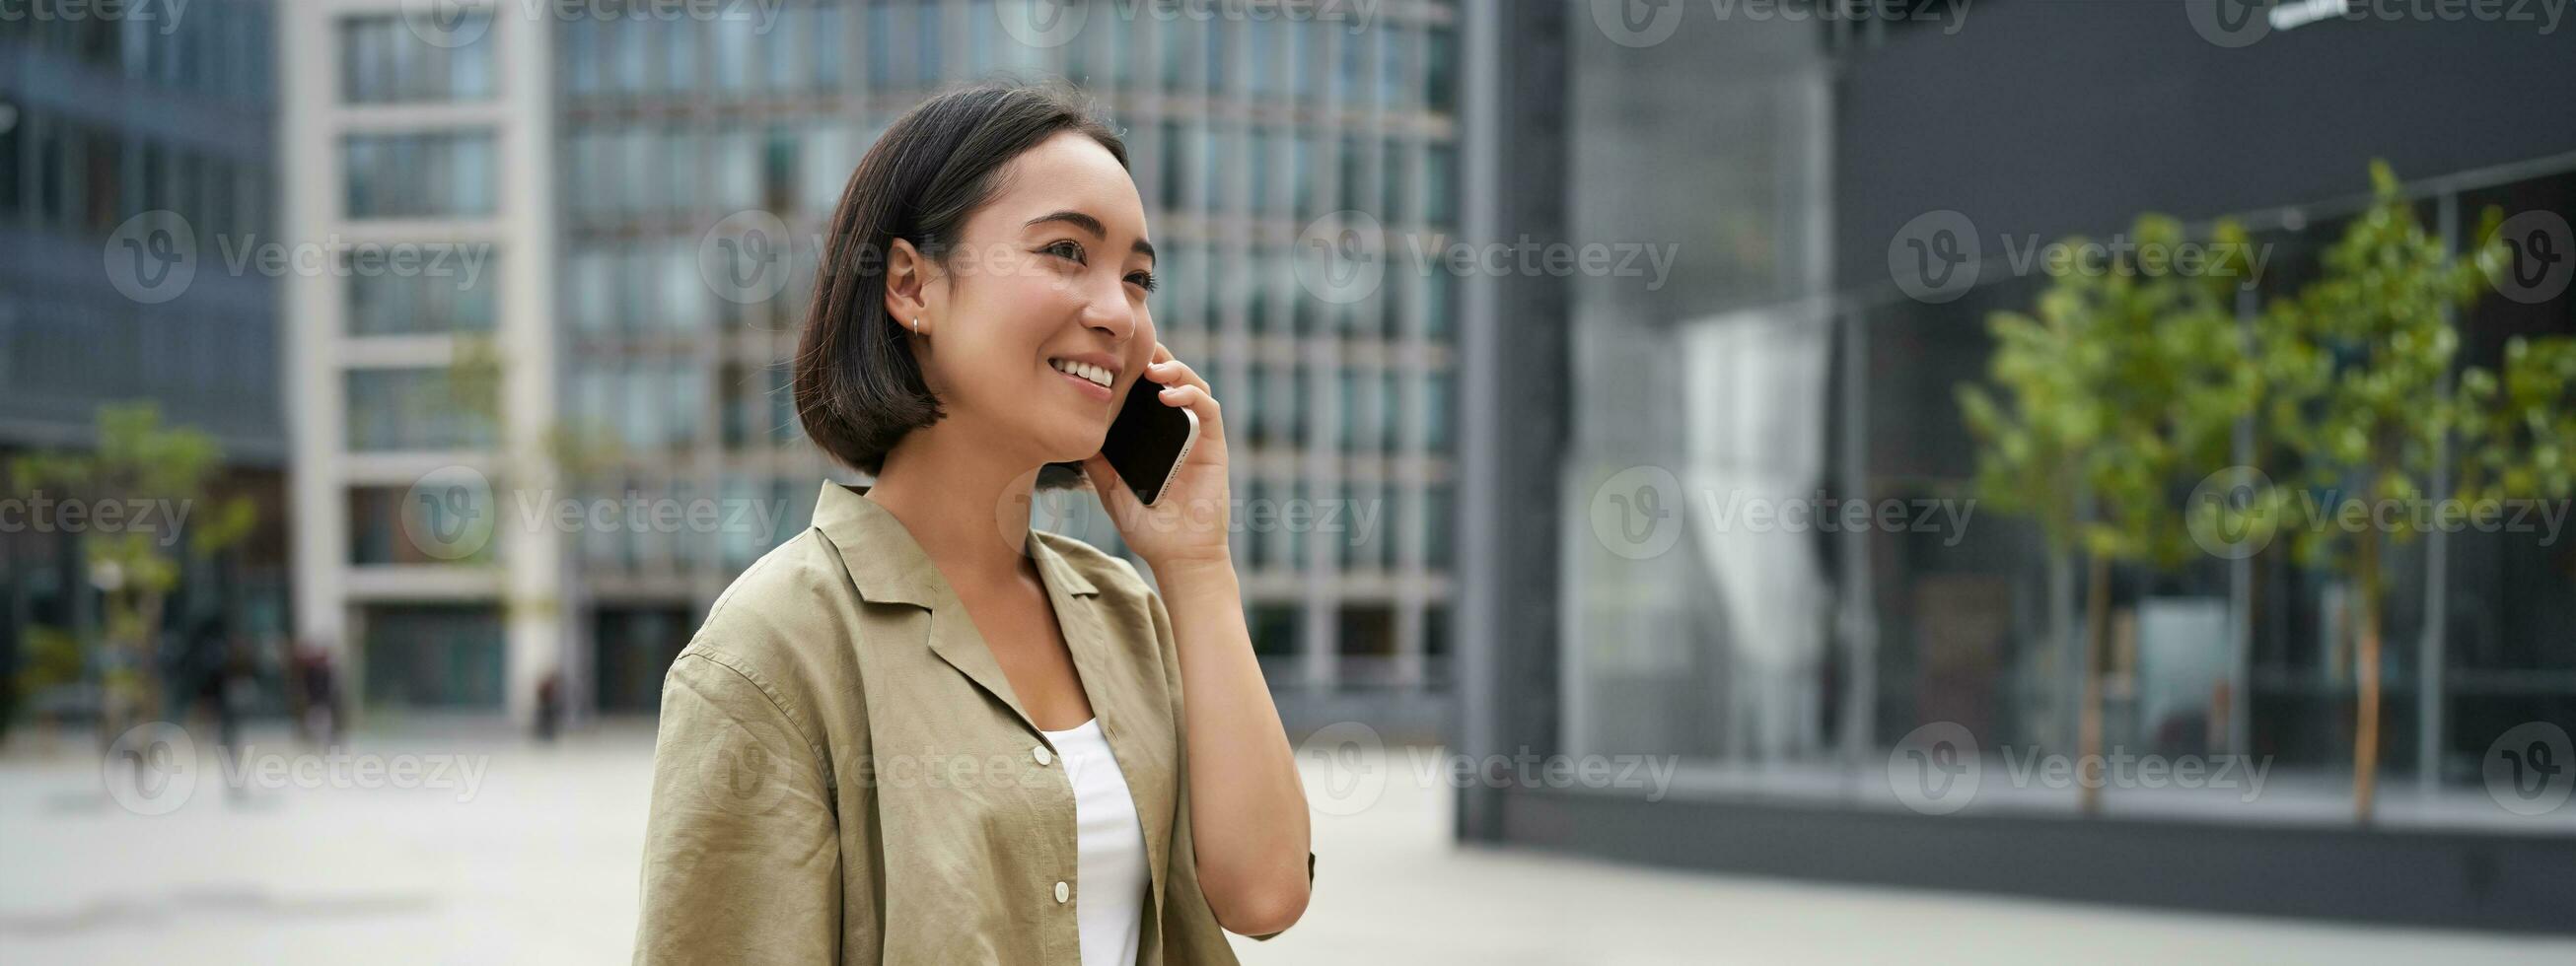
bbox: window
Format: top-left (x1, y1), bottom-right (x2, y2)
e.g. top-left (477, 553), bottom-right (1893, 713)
top-left (348, 486), bottom-right (495, 565)
top-left (1425, 143), bottom-right (1457, 227)
top-left (362, 605), bottom-right (505, 709)
top-left (340, 14), bottom-right (494, 104)
top-left (347, 256), bottom-right (498, 335)
top-left (1158, 120), bottom-right (1185, 209)
top-left (612, 16), bottom-right (650, 94)
top-left (1336, 135), bottom-right (1364, 215)
top-left (1381, 140), bottom-right (1410, 224)
top-left (345, 368), bottom-right (495, 450)
top-left (1422, 482), bottom-right (1454, 570)
top-left (0, 110), bottom-right (20, 218)
top-left (343, 131), bottom-right (498, 219)
top-left (867, 2), bottom-right (897, 89)
top-left (813, 4), bottom-right (844, 91)
top-left (661, 16), bottom-right (698, 92)
top-left (1424, 369), bottom-right (1453, 451)
top-left (1425, 27), bottom-right (1457, 113)
top-left (714, 14), bottom-right (755, 91)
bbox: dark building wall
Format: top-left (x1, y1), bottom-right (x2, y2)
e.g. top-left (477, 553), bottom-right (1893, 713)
top-left (1833, 2), bottom-right (2576, 284)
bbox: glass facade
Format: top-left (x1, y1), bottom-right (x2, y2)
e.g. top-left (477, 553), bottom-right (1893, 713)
top-left (538, 0), bottom-right (1465, 713)
top-left (1553, 14), bottom-right (2576, 826)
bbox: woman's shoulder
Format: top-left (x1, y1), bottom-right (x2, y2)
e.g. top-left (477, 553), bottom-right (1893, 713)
top-left (674, 529), bottom-right (866, 700)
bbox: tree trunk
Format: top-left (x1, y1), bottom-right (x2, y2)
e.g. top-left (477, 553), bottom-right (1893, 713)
top-left (2354, 526), bottom-right (2383, 824)
top-left (2079, 552), bottom-right (2111, 815)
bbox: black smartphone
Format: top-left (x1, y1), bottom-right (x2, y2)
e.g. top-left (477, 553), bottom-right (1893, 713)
top-left (1100, 376), bottom-right (1201, 507)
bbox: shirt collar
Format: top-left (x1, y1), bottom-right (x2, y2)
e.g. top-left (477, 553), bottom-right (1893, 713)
top-left (811, 481), bottom-right (1100, 606)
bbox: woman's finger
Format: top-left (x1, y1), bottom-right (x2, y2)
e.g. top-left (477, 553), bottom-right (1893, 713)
top-left (1147, 356), bottom-right (1210, 395)
top-left (1156, 382), bottom-right (1223, 431)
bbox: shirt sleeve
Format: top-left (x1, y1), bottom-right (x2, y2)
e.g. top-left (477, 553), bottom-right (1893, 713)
top-left (633, 652), bottom-right (849, 965)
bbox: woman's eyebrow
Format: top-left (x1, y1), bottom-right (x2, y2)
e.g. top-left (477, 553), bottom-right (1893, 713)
top-left (1025, 209), bottom-right (1156, 261)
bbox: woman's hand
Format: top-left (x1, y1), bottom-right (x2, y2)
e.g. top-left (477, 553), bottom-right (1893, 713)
top-left (1084, 343), bottom-right (1232, 570)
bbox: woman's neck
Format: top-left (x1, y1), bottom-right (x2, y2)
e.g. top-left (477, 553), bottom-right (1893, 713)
top-left (862, 426), bottom-right (1045, 589)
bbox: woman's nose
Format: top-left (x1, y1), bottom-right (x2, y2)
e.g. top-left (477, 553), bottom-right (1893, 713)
top-left (1082, 278), bottom-right (1140, 341)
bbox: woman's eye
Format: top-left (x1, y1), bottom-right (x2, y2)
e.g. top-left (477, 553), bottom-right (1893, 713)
top-left (1128, 271), bottom-right (1159, 292)
top-left (1042, 240), bottom-right (1085, 263)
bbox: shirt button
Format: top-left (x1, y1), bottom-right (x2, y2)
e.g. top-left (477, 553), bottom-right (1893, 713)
top-left (1053, 881), bottom-right (1071, 903)
top-left (1033, 745), bottom-right (1053, 766)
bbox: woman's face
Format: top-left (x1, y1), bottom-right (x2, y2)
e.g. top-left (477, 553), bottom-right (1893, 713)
top-left (893, 130), bottom-right (1160, 470)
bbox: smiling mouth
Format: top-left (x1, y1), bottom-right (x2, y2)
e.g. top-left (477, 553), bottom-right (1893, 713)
top-left (1047, 357), bottom-right (1113, 389)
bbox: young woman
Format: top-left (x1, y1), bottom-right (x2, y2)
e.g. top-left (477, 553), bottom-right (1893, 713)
top-left (632, 82), bottom-right (1313, 965)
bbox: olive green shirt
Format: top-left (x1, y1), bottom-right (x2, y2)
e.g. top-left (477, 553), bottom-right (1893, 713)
top-left (634, 482), bottom-right (1312, 964)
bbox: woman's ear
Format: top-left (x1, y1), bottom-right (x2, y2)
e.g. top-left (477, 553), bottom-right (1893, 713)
top-left (882, 237), bottom-right (932, 330)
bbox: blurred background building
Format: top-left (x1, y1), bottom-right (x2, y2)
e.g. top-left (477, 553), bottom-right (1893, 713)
top-left (0, 0), bottom-right (290, 727)
top-left (280, 0), bottom-right (1462, 734)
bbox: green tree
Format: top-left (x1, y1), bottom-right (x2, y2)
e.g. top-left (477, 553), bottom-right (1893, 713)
top-left (2254, 161), bottom-right (2506, 823)
top-left (10, 403), bottom-right (256, 740)
top-left (1960, 215), bottom-right (2257, 812)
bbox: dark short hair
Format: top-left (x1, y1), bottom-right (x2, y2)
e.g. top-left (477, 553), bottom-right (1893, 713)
top-left (794, 79), bottom-right (1128, 489)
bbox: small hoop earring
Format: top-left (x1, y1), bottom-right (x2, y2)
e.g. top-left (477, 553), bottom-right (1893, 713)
top-left (911, 316), bottom-right (922, 334)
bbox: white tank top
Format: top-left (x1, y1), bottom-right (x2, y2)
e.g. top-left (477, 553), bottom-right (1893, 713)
top-left (1039, 718), bottom-right (1149, 966)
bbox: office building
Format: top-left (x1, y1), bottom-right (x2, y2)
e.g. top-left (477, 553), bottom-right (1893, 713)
top-left (282, 0), bottom-right (1463, 731)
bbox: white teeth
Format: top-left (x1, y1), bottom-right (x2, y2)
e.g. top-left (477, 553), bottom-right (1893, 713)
top-left (1051, 359), bottom-right (1110, 388)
